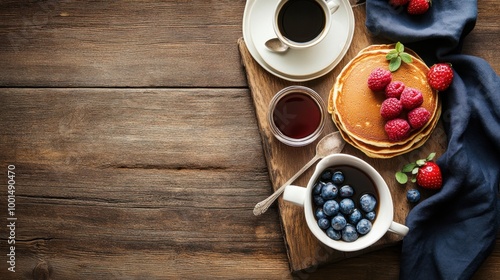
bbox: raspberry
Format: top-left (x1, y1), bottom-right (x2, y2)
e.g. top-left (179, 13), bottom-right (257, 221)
top-left (380, 98), bottom-right (403, 120)
top-left (384, 118), bottom-right (410, 141)
top-left (385, 81), bottom-right (405, 99)
top-left (400, 87), bottom-right (423, 110)
top-left (407, 107), bottom-right (431, 129)
top-left (367, 68), bottom-right (392, 92)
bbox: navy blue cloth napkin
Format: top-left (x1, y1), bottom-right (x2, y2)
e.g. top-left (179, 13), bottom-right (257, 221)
top-left (365, 0), bottom-right (500, 279)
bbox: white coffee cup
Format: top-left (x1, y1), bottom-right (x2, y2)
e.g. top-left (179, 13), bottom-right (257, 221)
top-left (283, 153), bottom-right (409, 252)
top-left (273, 0), bottom-right (340, 50)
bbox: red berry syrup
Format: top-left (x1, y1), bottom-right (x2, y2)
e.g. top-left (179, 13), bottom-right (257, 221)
top-left (272, 92), bottom-right (322, 139)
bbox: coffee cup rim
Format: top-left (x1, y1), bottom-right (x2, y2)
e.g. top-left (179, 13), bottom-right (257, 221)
top-left (273, 0), bottom-right (332, 49)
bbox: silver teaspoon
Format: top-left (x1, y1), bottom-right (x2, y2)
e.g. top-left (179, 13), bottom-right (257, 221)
top-left (265, 38), bottom-right (289, 53)
top-left (253, 131), bottom-right (346, 216)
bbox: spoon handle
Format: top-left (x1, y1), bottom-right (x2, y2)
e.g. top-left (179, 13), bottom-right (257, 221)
top-left (253, 155), bottom-right (320, 216)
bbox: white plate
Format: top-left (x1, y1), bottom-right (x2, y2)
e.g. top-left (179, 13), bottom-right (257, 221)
top-left (242, 0), bottom-right (355, 82)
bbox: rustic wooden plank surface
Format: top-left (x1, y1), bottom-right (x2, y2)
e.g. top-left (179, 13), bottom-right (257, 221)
top-left (0, 0), bottom-right (247, 87)
top-left (0, 88), bottom-right (292, 279)
top-left (0, 0), bottom-right (498, 279)
top-left (0, 0), bottom-right (497, 88)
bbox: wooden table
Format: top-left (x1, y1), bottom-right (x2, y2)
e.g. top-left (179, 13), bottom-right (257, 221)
top-left (0, 1), bottom-right (498, 279)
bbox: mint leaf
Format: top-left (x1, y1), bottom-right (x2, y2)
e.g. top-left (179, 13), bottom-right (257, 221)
top-left (386, 51), bottom-right (399, 60)
top-left (389, 57), bottom-right (402, 72)
top-left (416, 159), bottom-right (426, 166)
top-left (402, 163), bottom-right (417, 173)
top-left (427, 152), bottom-right (436, 161)
top-left (400, 52), bottom-right (413, 63)
top-left (395, 42), bottom-right (404, 53)
top-left (386, 42), bottom-right (413, 72)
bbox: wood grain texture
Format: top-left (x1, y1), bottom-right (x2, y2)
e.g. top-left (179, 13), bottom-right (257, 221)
top-left (0, 0), bottom-right (498, 279)
top-left (0, 0), bottom-right (498, 88)
top-left (0, 88), bottom-right (291, 279)
top-left (0, 0), bottom-right (248, 87)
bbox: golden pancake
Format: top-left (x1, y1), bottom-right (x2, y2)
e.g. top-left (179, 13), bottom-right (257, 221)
top-left (328, 44), bottom-right (424, 114)
top-left (332, 48), bottom-right (438, 145)
top-left (332, 96), bottom-right (441, 150)
top-left (329, 44), bottom-right (441, 158)
top-left (332, 105), bottom-right (440, 158)
top-left (337, 128), bottom-right (433, 158)
top-left (332, 101), bottom-right (439, 149)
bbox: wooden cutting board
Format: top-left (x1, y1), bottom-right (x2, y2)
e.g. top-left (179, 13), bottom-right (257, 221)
top-left (238, 5), bottom-right (447, 273)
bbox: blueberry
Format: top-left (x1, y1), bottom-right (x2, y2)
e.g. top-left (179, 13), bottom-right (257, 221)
top-left (321, 182), bottom-right (338, 200)
top-left (331, 214), bottom-right (347, 230)
top-left (339, 185), bottom-right (354, 198)
top-left (326, 227), bottom-right (342, 240)
top-left (323, 200), bottom-right (340, 216)
top-left (407, 189), bottom-right (421, 203)
top-left (348, 208), bottom-right (362, 225)
top-left (313, 181), bottom-right (325, 195)
top-left (315, 208), bottom-right (327, 220)
top-left (356, 219), bottom-right (372, 235)
top-left (313, 195), bottom-right (325, 206)
top-left (332, 171), bottom-right (345, 184)
top-left (360, 194), bottom-right (377, 212)
top-left (339, 198), bottom-right (355, 215)
top-left (341, 224), bottom-right (359, 242)
top-left (365, 211), bottom-right (376, 221)
top-left (320, 169), bottom-right (333, 182)
top-left (317, 218), bottom-right (330, 230)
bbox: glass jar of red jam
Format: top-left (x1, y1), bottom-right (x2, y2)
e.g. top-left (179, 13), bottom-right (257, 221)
top-left (268, 86), bottom-right (325, 147)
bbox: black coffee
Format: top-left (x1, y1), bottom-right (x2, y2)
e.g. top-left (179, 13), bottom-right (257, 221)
top-left (277, 0), bottom-right (326, 43)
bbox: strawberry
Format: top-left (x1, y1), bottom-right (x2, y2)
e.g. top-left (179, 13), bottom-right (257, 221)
top-left (416, 162), bottom-right (442, 189)
top-left (407, 0), bottom-right (430, 15)
top-left (427, 63), bottom-right (454, 91)
top-left (395, 152), bottom-right (443, 191)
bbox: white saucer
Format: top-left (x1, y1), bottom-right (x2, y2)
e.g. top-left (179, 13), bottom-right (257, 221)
top-left (242, 0), bottom-right (355, 82)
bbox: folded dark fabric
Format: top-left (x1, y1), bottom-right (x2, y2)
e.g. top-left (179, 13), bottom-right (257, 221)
top-left (365, 0), bottom-right (500, 279)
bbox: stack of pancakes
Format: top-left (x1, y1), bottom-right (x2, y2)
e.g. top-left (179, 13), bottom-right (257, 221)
top-left (328, 44), bottom-right (441, 158)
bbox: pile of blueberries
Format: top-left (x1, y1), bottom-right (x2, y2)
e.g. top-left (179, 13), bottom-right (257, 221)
top-left (313, 169), bottom-right (377, 242)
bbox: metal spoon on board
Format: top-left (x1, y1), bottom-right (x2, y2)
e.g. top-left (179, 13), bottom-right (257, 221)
top-left (265, 38), bottom-right (289, 53)
top-left (253, 131), bottom-right (346, 216)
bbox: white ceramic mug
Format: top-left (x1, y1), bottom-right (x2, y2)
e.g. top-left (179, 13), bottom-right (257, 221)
top-left (273, 0), bottom-right (340, 50)
top-left (283, 153), bottom-right (409, 252)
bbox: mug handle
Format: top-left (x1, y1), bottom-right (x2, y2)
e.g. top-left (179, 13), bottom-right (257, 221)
top-left (325, 0), bottom-right (340, 14)
top-left (388, 221), bottom-right (410, 236)
top-left (283, 185), bottom-right (307, 206)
